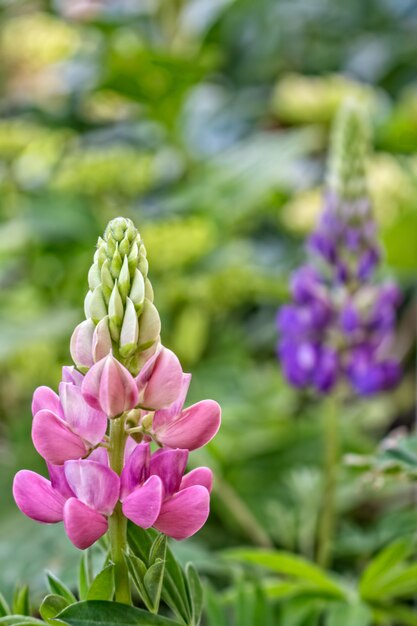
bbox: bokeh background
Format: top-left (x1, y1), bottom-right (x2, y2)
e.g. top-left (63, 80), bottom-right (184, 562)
top-left (0, 0), bottom-right (417, 615)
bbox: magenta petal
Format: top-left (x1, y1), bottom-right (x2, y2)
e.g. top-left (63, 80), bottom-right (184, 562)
top-left (156, 400), bottom-right (221, 451)
top-left (32, 386), bottom-right (62, 418)
top-left (122, 475), bottom-right (163, 528)
top-left (64, 460), bottom-right (120, 516)
top-left (180, 467), bottom-right (213, 493)
top-left (152, 374), bottom-right (191, 430)
top-left (120, 443), bottom-right (150, 500)
top-left (149, 448), bottom-right (188, 498)
top-left (59, 383), bottom-right (107, 445)
top-left (64, 498), bottom-right (108, 550)
top-left (47, 463), bottom-right (74, 499)
top-left (82, 354), bottom-right (138, 418)
top-left (154, 485), bottom-right (210, 540)
top-left (138, 347), bottom-right (184, 410)
top-left (13, 470), bottom-right (66, 523)
top-left (88, 446), bottom-right (109, 466)
top-left (32, 410), bottom-right (88, 464)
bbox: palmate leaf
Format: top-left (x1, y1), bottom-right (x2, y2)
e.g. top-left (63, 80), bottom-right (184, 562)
top-left (51, 600), bottom-right (182, 626)
top-left (127, 524), bottom-right (192, 624)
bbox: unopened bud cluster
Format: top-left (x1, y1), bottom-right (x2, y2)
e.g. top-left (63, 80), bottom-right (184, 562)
top-left (71, 217), bottom-right (160, 375)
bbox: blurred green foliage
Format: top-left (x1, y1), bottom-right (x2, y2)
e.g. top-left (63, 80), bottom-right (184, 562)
top-left (0, 0), bottom-right (416, 624)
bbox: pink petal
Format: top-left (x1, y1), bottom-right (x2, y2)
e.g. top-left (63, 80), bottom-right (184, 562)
top-left (32, 410), bottom-right (88, 464)
top-left (70, 319), bottom-right (95, 369)
top-left (88, 446), bottom-right (109, 465)
top-left (120, 442), bottom-right (150, 500)
top-left (13, 470), bottom-right (66, 523)
top-left (152, 374), bottom-right (191, 431)
top-left (82, 354), bottom-right (138, 418)
top-left (59, 382), bottom-right (107, 446)
top-left (149, 448), bottom-right (188, 498)
top-left (64, 498), bottom-right (108, 550)
top-left (180, 467), bottom-right (213, 493)
top-left (62, 366), bottom-right (84, 387)
top-left (124, 436), bottom-right (137, 462)
top-left (156, 400), bottom-right (221, 451)
top-left (32, 386), bottom-right (62, 418)
top-left (154, 486), bottom-right (210, 540)
top-left (137, 347), bottom-right (184, 410)
top-left (47, 463), bottom-right (75, 499)
top-left (64, 460), bottom-right (120, 515)
top-left (122, 475), bottom-right (163, 528)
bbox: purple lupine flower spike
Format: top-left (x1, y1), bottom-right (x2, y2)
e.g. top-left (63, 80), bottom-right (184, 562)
top-left (277, 101), bottom-right (401, 396)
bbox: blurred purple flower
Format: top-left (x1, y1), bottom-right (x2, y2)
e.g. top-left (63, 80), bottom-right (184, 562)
top-left (277, 103), bottom-right (401, 396)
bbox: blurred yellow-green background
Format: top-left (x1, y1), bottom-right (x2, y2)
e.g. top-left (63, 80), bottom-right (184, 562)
top-left (0, 0), bottom-right (417, 621)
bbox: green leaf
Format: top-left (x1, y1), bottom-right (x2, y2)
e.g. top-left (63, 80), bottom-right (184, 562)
top-left (52, 600), bottom-right (182, 625)
top-left (0, 593), bottom-right (10, 618)
top-left (144, 560), bottom-right (165, 614)
top-left (86, 566), bottom-right (115, 602)
top-left (40, 595), bottom-right (70, 622)
top-left (252, 583), bottom-right (273, 626)
top-left (185, 564), bottom-right (203, 626)
top-left (359, 538), bottom-right (413, 600)
top-left (79, 552), bottom-right (93, 602)
top-left (46, 572), bottom-right (77, 606)
top-left (326, 602), bottom-right (372, 626)
top-left (149, 535), bottom-right (167, 566)
top-left (224, 549), bottom-right (346, 599)
top-left (0, 619), bottom-right (43, 625)
top-left (12, 587), bottom-right (29, 617)
top-left (125, 553), bottom-right (152, 610)
top-left (127, 525), bottom-right (191, 623)
top-left (203, 585), bottom-right (227, 626)
top-left (372, 564), bottom-right (417, 600)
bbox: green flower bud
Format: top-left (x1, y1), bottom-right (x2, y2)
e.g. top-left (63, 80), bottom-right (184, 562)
top-left (137, 299), bottom-right (161, 350)
top-left (327, 100), bottom-right (369, 203)
top-left (80, 216), bottom-right (161, 373)
top-left (108, 281), bottom-right (124, 341)
top-left (119, 297), bottom-right (139, 358)
top-left (118, 255), bottom-right (131, 303)
top-left (89, 286), bottom-right (107, 325)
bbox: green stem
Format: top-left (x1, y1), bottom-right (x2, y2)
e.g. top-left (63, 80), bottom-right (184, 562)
top-left (108, 415), bottom-right (131, 604)
top-left (317, 396), bottom-right (340, 568)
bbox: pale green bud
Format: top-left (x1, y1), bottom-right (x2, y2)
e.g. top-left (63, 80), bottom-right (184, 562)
top-left (100, 258), bottom-right (114, 303)
top-left (89, 286), bottom-right (107, 324)
top-left (110, 245), bottom-right (123, 279)
top-left (119, 297), bottom-right (139, 358)
top-left (130, 269), bottom-right (145, 311)
top-left (118, 255), bottom-right (131, 302)
top-left (108, 281), bottom-right (124, 340)
top-left (137, 299), bottom-right (161, 350)
top-left (88, 262), bottom-right (101, 291)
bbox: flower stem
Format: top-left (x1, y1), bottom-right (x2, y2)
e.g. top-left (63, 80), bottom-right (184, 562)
top-left (108, 415), bottom-right (131, 604)
top-left (317, 395), bottom-right (339, 568)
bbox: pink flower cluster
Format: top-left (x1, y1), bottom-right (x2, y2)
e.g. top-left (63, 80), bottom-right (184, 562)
top-left (13, 347), bottom-right (221, 549)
